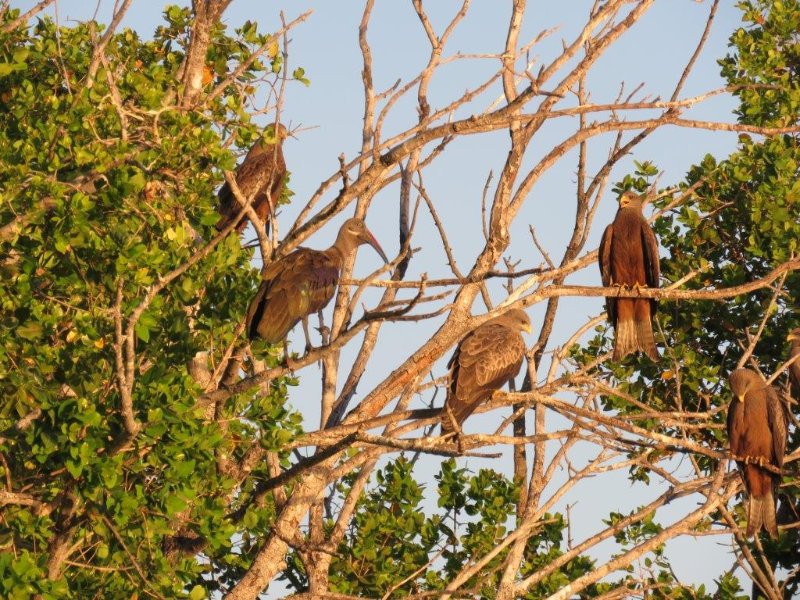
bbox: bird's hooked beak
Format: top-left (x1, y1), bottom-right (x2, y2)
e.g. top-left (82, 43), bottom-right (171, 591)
top-left (787, 331), bottom-right (800, 342)
top-left (361, 229), bottom-right (389, 263)
top-left (522, 322), bottom-right (532, 334)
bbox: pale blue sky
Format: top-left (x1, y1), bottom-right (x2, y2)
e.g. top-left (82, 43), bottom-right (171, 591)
top-left (18, 0), bottom-right (753, 595)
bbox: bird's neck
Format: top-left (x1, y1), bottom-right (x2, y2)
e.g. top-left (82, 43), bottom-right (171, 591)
top-left (337, 232), bottom-right (362, 254)
top-left (325, 235), bottom-right (358, 266)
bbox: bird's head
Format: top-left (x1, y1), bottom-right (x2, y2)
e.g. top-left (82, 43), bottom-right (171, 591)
top-left (729, 368), bottom-right (761, 403)
top-left (787, 328), bottom-right (800, 344)
top-left (339, 218), bottom-right (389, 263)
top-left (504, 308), bottom-right (532, 334)
top-left (618, 190), bottom-right (643, 209)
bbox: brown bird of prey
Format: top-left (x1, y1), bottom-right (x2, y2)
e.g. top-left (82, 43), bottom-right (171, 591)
top-left (441, 309), bottom-right (531, 437)
top-left (727, 368), bottom-right (788, 538)
top-left (216, 123), bottom-right (289, 233)
top-left (598, 191), bottom-right (660, 361)
top-left (247, 218), bottom-right (388, 350)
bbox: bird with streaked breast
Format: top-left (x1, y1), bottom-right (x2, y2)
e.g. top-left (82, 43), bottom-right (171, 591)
top-left (247, 218), bottom-right (389, 351)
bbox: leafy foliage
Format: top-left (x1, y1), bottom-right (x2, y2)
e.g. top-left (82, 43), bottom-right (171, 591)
top-left (0, 7), bottom-right (299, 598)
top-left (284, 457), bottom-right (610, 599)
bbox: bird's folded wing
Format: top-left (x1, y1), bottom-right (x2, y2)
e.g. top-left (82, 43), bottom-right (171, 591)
top-left (766, 386), bottom-right (788, 468)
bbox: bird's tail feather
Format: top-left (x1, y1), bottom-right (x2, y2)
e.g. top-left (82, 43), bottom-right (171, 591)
top-left (637, 319), bottom-right (659, 360)
top-left (613, 318), bottom-right (658, 361)
top-left (747, 491), bottom-right (778, 539)
top-left (613, 318), bottom-right (636, 361)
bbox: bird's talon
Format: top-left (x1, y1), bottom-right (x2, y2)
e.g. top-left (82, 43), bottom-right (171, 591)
top-left (282, 354), bottom-right (299, 370)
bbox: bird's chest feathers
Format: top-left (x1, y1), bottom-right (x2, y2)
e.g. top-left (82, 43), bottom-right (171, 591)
top-left (610, 212), bottom-right (646, 281)
top-left (732, 396), bottom-right (772, 457)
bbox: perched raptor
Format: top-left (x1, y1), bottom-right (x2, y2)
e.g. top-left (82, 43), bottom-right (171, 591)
top-left (598, 191), bottom-right (660, 361)
top-left (442, 309), bottom-right (531, 436)
top-left (216, 123), bottom-right (289, 234)
top-left (727, 368), bottom-right (788, 538)
top-left (247, 218), bottom-right (388, 350)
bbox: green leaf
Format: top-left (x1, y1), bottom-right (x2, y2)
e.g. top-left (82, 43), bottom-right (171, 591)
top-left (188, 585), bottom-right (205, 600)
top-left (16, 321), bottom-right (43, 340)
top-left (292, 67), bottom-right (310, 86)
top-left (0, 62), bottom-right (27, 77)
top-left (165, 494), bottom-right (187, 516)
top-left (96, 544), bottom-right (109, 559)
top-left (134, 321), bottom-right (150, 343)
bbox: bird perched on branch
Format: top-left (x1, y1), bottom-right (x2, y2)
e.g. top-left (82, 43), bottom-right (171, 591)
top-left (247, 218), bottom-right (388, 351)
top-left (598, 190), bottom-right (660, 361)
top-left (216, 123), bottom-right (289, 234)
top-left (727, 368), bottom-right (788, 538)
top-left (441, 309), bottom-right (531, 438)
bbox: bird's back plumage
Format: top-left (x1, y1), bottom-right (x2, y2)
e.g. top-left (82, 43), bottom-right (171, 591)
top-left (442, 311), bottom-right (528, 435)
top-left (246, 218), bottom-right (388, 346)
top-left (217, 135), bottom-right (287, 233)
top-left (247, 248), bottom-right (340, 343)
